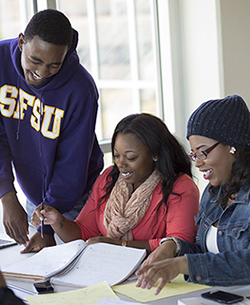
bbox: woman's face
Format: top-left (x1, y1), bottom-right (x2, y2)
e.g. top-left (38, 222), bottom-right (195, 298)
top-left (113, 133), bottom-right (155, 190)
top-left (189, 135), bottom-right (236, 186)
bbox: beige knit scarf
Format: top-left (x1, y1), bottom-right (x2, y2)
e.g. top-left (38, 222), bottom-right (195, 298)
top-left (103, 170), bottom-right (162, 241)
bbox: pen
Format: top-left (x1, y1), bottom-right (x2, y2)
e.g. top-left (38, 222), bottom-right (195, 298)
top-left (40, 202), bottom-right (44, 238)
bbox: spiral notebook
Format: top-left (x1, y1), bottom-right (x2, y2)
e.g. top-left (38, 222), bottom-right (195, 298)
top-left (2, 239), bottom-right (146, 287)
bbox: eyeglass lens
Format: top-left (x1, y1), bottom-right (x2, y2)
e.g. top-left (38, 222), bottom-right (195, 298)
top-left (189, 142), bottom-right (220, 161)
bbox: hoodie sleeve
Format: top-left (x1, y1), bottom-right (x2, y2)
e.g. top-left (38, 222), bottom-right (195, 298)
top-left (0, 115), bottom-right (16, 197)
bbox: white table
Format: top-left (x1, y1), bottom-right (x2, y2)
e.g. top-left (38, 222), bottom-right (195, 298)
top-left (0, 229), bottom-right (248, 305)
top-left (0, 229), bottom-right (211, 305)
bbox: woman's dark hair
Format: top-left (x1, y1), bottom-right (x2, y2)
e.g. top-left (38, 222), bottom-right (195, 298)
top-left (210, 147), bottom-right (250, 208)
top-left (98, 113), bottom-right (193, 213)
top-left (24, 9), bottom-right (73, 49)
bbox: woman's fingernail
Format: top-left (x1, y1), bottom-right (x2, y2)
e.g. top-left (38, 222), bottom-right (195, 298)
top-left (154, 289), bottom-right (159, 295)
top-left (141, 280), bottom-right (147, 289)
top-left (146, 283), bottom-right (152, 290)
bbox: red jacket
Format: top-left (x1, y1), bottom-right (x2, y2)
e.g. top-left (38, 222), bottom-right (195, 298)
top-left (75, 166), bottom-right (199, 251)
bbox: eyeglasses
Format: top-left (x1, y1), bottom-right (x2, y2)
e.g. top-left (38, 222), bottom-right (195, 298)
top-left (188, 142), bottom-right (220, 162)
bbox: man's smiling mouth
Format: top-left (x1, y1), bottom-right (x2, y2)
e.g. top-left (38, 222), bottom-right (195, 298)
top-left (31, 72), bottom-right (42, 80)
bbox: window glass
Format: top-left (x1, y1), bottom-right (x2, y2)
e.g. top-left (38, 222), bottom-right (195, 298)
top-left (57, 0), bottom-right (161, 144)
top-left (140, 89), bottom-right (156, 114)
top-left (57, 0), bottom-right (91, 71)
top-left (0, 0), bottom-right (34, 40)
top-left (100, 88), bottom-right (133, 139)
top-left (95, 0), bottom-right (130, 80)
top-left (135, 0), bottom-right (154, 81)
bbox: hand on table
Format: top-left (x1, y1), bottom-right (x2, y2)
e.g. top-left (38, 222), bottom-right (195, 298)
top-left (1, 192), bottom-right (29, 245)
top-left (20, 231), bottom-right (56, 253)
top-left (135, 256), bottom-right (189, 295)
top-left (86, 236), bottom-right (121, 245)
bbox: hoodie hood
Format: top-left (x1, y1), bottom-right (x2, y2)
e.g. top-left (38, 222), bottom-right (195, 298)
top-left (10, 29), bottom-right (80, 92)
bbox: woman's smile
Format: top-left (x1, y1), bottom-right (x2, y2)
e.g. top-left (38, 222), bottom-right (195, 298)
top-left (114, 133), bottom-right (155, 190)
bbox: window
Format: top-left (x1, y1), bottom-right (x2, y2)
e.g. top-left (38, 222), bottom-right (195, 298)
top-left (56, 0), bottom-right (170, 163)
top-left (0, 0), bottom-right (34, 40)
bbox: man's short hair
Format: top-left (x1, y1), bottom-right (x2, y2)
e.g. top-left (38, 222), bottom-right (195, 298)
top-left (24, 9), bottom-right (73, 49)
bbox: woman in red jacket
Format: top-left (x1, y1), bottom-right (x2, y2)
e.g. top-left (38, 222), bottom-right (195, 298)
top-left (30, 113), bottom-right (199, 256)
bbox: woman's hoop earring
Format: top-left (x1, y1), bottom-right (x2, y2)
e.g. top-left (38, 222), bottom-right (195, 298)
top-left (230, 147), bottom-right (236, 154)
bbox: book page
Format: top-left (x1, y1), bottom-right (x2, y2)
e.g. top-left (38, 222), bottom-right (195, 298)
top-left (2, 240), bottom-right (87, 280)
top-left (51, 242), bottom-right (146, 287)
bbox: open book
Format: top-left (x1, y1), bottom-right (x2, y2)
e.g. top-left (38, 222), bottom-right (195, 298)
top-left (2, 240), bottom-right (146, 287)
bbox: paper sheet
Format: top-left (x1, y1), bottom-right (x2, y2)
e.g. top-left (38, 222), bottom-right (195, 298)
top-left (7, 283), bottom-right (35, 304)
top-left (112, 274), bottom-right (212, 303)
top-left (25, 281), bottom-right (119, 305)
top-left (93, 297), bottom-right (149, 305)
top-left (2, 240), bottom-right (86, 281)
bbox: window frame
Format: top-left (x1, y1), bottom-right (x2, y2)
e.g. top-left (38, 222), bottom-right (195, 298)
top-left (33, 0), bottom-right (175, 155)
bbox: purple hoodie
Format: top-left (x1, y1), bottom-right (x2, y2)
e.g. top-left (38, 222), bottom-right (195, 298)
top-left (0, 30), bottom-right (103, 234)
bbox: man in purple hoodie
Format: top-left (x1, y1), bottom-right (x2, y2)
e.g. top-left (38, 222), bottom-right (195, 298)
top-left (0, 9), bottom-right (103, 252)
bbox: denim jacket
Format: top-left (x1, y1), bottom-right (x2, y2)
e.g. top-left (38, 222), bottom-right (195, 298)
top-left (177, 184), bottom-right (250, 286)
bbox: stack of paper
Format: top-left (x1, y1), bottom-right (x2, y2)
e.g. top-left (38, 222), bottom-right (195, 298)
top-left (2, 239), bottom-right (146, 287)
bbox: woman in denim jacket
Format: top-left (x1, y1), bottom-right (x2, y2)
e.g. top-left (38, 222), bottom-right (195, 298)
top-left (136, 95), bottom-right (250, 295)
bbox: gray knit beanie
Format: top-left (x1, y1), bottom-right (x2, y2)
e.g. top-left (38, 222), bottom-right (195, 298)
top-left (186, 95), bottom-right (250, 149)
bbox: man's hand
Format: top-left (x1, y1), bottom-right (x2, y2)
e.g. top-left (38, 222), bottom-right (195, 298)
top-left (20, 231), bottom-right (56, 253)
top-left (1, 192), bottom-right (29, 245)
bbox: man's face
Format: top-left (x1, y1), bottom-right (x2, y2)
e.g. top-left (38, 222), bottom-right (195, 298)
top-left (18, 34), bottom-right (68, 87)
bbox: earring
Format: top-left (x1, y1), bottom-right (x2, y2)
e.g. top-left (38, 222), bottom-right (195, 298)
top-left (230, 147), bottom-right (236, 154)
top-left (153, 157), bottom-right (158, 162)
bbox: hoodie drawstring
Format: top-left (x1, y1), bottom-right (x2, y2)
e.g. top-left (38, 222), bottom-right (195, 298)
top-left (16, 76), bottom-right (21, 140)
